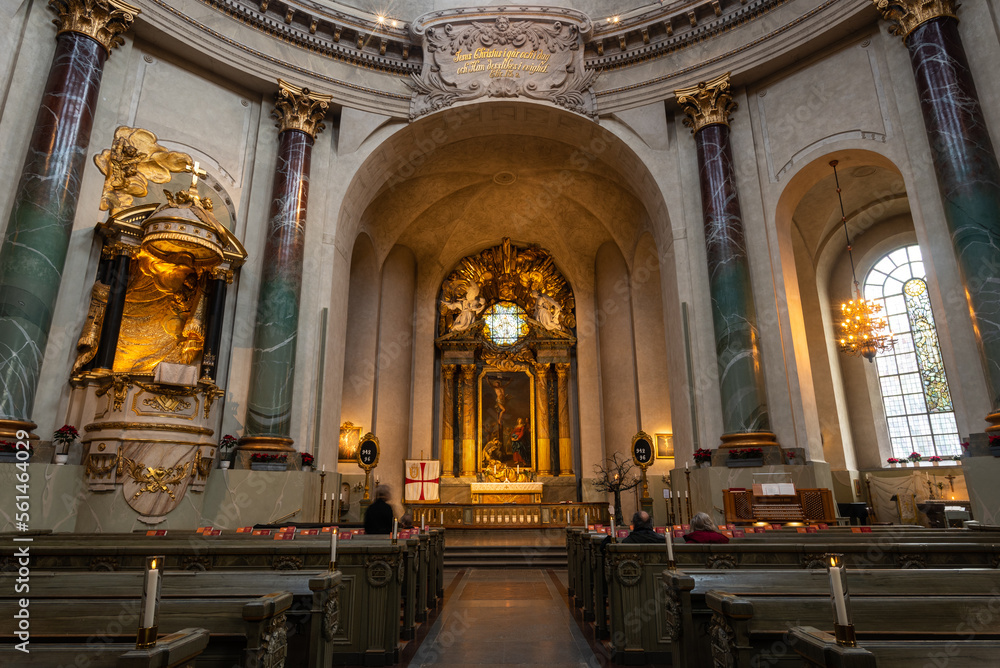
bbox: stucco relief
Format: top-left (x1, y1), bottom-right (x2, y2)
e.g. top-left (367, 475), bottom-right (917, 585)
top-left (408, 8), bottom-right (596, 119)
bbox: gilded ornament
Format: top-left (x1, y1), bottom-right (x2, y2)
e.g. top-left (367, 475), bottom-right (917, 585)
top-left (141, 395), bottom-right (192, 414)
top-left (84, 421), bottom-right (214, 436)
top-left (94, 126), bottom-right (192, 214)
top-left (85, 451), bottom-right (121, 478)
top-left (675, 72), bottom-right (738, 133)
top-left (873, 0), bottom-right (958, 40)
top-left (101, 241), bottom-right (140, 259)
top-left (272, 79), bottom-right (331, 138)
top-left (121, 456), bottom-right (192, 500)
top-left (323, 590), bottom-right (341, 641)
top-left (73, 281), bottom-right (110, 374)
top-left (260, 612), bottom-right (289, 666)
top-left (48, 0), bottom-right (139, 53)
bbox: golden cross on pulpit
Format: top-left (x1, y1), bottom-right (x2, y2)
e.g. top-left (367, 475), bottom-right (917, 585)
top-left (185, 161), bottom-right (207, 188)
top-left (944, 473), bottom-right (957, 492)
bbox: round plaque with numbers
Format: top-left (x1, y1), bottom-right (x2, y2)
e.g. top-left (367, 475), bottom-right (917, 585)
top-left (632, 431), bottom-right (654, 467)
top-left (357, 433), bottom-right (380, 471)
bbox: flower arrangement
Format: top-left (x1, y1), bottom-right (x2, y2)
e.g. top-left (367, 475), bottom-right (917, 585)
top-left (886, 457), bottom-right (901, 464)
top-left (53, 424), bottom-right (78, 454)
top-left (729, 447), bottom-right (763, 460)
top-left (928, 456), bottom-right (942, 463)
top-left (250, 453), bottom-right (287, 463)
top-left (301, 452), bottom-right (315, 468)
top-left (693, 448), bottom-right (712, 463)
top-left (952, 455), bottom-right (962, 462)
top-left (785, 451), bottom-right (796, 460)
top-left (990, 435), bottom-right (1000, 446)
top-left (907, 451), bottom-right (923, 463)
top-left (960, 441), bottom-right (970, 451)
top-left (0, 440), bottom-right (32, 455)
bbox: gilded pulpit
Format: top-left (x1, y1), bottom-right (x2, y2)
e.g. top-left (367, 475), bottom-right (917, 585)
top-left (69, 127), bottom-right (247, 521)
top-left (436, 238), bottom-right (577, 502)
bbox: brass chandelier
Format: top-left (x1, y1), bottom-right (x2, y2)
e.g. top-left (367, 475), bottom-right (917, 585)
top-left (831, 160), bottom-right (893, 362)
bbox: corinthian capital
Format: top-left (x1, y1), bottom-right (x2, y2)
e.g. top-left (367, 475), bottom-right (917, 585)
top-left (272, 79), bottom-right (332, 138)
top-left (675, 72), bottom-right (738, 134)
top-left (873, 0), bottom-right (958, 40)
top-left (48, 0), bottom-right (139, 53)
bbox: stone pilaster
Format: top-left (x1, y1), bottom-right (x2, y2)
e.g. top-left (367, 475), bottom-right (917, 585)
top-left (676, 74), bottom-right (775, 445)
top-left (242, 81), bottom-right (330, 451)
top-left (441, 364), bottom-right (456, 476)
top-left (460, 364), bottom-right (476, 476)
top-left (0, 0), bottom-right (136, 438)
top-left (555, 362), bottom-right (573, 475)
top-left (875, 1), bottom-right (1000, 431)
top-left (534, 362), bottom-right (551, 475)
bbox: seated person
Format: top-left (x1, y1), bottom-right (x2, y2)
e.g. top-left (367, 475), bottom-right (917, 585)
top-left (399, 512), bottom-right (414, 530)
top-left (683, 512), bottom-right (730, 543)
top-left (364, 484), bottom-right (394, 535)
top-left (602, 510), bottom-right (665, 549)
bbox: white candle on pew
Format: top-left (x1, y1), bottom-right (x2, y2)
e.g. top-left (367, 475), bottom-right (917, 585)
top-left (610, 516), bottom-right (616, 541)
top-left (330, 531), bottom-right (337, 566)
top-left (421, 516), bottom-right (426, 533)
top-left (829, 563), bottom-right (849, 625)
top-left (584, 512), bottom-right (588, 529)
top-left (393, 517), bottom-right (398, 540)
top-left (143, 560), bottom-right (159, 627)
top-left (666, 528), bottom-right (675, 563)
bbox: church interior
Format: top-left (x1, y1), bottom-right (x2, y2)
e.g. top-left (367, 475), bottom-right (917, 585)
top-left (3, 0), bottom-right (1000, 665)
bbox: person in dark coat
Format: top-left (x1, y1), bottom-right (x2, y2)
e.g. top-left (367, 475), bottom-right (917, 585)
top-left (364, 484), bottom-right (394, 535)
top-left (602, 510), bottom-right (665, 550)
top-left (684, 512), bottom-right (730, 544)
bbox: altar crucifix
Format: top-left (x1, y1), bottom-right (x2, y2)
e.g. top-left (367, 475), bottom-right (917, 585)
top-left (944, 473), bottom-right (957, 493)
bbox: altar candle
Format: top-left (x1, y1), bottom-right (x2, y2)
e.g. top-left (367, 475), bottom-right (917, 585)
top-left (330, 532), bottom-right (337, 565)
top-left (517, 464), bottom-right (520, 476)
top-left (421, 516), bottom-right (426, 533)
top-left (143, 559), bottom-right (160, 627)
top-left (829, 560), bottom-right (849, 625)
top-left (685, 462), bottom-right (689, 473)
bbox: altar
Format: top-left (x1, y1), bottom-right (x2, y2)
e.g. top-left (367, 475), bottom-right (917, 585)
top-left (470, 481), bottom-right (543, 504)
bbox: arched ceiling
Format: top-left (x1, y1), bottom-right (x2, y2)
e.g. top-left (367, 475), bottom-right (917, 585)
top-left (359, 133), bottom-right (651, 289)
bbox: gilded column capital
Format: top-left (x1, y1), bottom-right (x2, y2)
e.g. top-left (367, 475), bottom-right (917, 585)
top-left (442, 363), bottom-right (456, 379)
top-left (272, 79), bottom-right (332, 139)
top-left (555, 362), bottom-right (570, 379)
top-left (675, 72), bottom-right (738, 134)
top-left (209, 267), bottom-right (234, 283)
top-left (48, 0), bottom-right (140, 54)
top-left (460, 364), bottom-right (476, 381)
top-left (533, 362), bottom-right (550, 378)
top-left (873, 0), bottom-right (958, 40)
top-left (101, 241), bottom-right (138, 259)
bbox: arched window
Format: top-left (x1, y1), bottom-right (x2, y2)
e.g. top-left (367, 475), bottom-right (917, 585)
top-left (863, 245), bottom-right (960, 460)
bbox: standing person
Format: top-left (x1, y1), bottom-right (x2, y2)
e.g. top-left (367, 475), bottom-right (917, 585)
top-left (364, 484), bottom-right (394, 535)
top-left (684, 512), bottom-right (730, 543)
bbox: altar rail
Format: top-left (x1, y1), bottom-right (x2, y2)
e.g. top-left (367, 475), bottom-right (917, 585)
top-left (405, 502), bottom-right (606, 528)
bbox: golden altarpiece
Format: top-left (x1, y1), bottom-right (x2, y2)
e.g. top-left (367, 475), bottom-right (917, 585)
top-left (67, 127), bottom-right (247, 522)
top-left (435, 238), bottom-right (577, 505)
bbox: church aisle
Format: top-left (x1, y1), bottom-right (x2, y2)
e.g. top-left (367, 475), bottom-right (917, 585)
top-left (405, 569), bottom-right (599, 667)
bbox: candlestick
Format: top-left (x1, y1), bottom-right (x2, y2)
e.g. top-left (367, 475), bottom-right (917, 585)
top-left (584, 512), bottom-right (588, 529)
top-left (318, 469), bottom-right (327, 523)
top-left (421, 516), bottom-right (426, 533)
top-left (143, 565), bottom-right (159, 628)
top-left (137, 556), bottom-right (163, 649)
top-left (827, 554), bottom-right (850, 627)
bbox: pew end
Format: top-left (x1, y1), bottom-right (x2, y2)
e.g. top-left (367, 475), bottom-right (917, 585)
top-left (789, 626), bottom-right (877, 668)
top-left (117, 627), bottom-right (211, 668)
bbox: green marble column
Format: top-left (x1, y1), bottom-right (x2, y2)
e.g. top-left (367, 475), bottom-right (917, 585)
top-left (0, 0), bottom-right (136, 434)
top-left (876, 1), bottom-right (1000, 430)
top-left (242, 81), bottom-right (329, 451)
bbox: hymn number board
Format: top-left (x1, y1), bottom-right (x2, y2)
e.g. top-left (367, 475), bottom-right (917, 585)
top-left (632, 431), bottom-right (654, 468)
top-left (357, 433), bottom-right (380, 472)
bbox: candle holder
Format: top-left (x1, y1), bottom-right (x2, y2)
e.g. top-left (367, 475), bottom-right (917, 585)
top-left (329, 560), bottom-right (338, 572)
top-left (318, 470), bottom-right (327, 523)
top-left (136, 555), bottom-right (164, 649)
top-left (834, 623), bottom-right (857, 647)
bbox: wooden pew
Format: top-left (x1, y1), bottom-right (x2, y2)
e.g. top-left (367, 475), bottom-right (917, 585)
top-left (710, 591), bottom-right (1000, 668)
top-left (0, 628), bottom-right (209, 668)
top-left (0, 585), bottom-right (291, 667)
top-left (0, 569), bottom-right (340, 668)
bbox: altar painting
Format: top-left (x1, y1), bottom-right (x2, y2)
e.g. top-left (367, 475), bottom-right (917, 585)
top-left (479, 370), bottom-right (534, 472)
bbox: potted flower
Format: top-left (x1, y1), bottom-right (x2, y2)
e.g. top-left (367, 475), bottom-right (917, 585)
top-left (990, 435), bottom-right (1000, 457)
top-left (727, 447), bottom-right (764, 468)
top-left (785, 450), bottom-right (799, 465)
top-left (300, 452), bottom-right (315, 471)
top-left (0, 440), bottom-right (32, 463)
top-left (907, 451), bottom-right (923, 465)
top-left (952, 455), bottom-right (963, 465)
top-left (218, 434), bottom-right (238, 469)
top-left (693, 448), bottom-right (713, 467)
top-left (52, 424), bottom-right (78, 465)
top-left (886, 457), bottom-right (901, 467)
top-left (250, 453), bottom-right (288, 472)
top-left (928, 455), bottom-right (942, 467)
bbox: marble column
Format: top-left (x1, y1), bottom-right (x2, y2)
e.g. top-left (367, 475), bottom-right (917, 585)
top-left (534, 363), bottom-right (551, 475)
top-left (0, 0), bottom-right (137, 436)
top-left (441, 364), bottom-right (456, 477)
top-left (556, 362), bottom-right (574, 475)
top-left (92, 243), bottom-right (135, 370)
top-left (199, 267), bottom-right (232, 382)
top-left (676, 74), bottom-right (776, 448)
top-left (876, 1), bottom-right (1000, 431)
top-left (460, 364), bottom-right (476, 476)
top-left (242, 81), bottom-right (330, 451)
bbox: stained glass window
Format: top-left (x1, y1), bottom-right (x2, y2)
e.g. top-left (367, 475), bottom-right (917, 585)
top-left (863, 245), bottom-right (960, 460)
top-left (483, 302), bottom-right (528, 346)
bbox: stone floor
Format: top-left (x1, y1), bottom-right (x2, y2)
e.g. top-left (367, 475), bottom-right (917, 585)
top-left (402, 567), bottom-right (667, 667)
